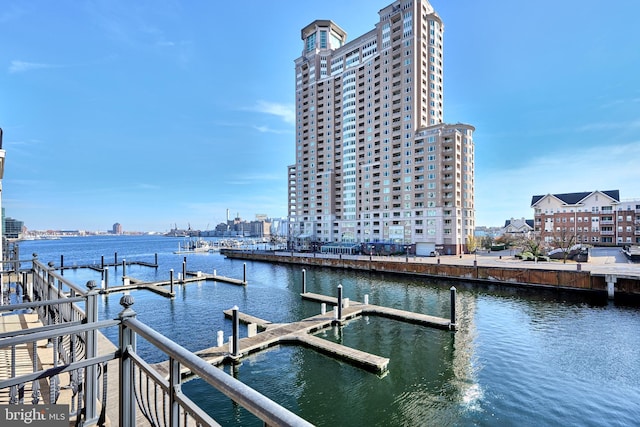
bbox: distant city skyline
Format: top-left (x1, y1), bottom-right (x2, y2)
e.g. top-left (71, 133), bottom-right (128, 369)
top-left (2, 0), bottom-right (639, 232)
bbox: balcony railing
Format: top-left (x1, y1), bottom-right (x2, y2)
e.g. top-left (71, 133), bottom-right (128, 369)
top-left (0, 259), bottom-right (313, 427)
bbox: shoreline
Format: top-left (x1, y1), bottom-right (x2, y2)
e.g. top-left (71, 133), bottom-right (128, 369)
top-left (221, 248), bottom-right (640, 303)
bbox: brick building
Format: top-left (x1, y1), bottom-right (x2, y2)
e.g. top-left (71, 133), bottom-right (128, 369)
top-left (531, 190), bottom-right (640, 246)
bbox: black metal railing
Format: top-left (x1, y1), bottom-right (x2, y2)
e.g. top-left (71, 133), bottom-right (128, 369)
top-left (0, 258), bottom-right (313, 427)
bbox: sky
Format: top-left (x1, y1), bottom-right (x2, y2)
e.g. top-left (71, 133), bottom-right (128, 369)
top-left (1, 0), bottom-right (639, 232)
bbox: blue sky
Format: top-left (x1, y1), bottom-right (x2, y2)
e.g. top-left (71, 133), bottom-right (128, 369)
top-left (2, 1), bottom-right (639, 232)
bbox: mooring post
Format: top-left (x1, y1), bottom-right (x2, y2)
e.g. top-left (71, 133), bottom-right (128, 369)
top-left (364, 294), bottom-right (369, 305)
top-left (114, 252), bottom-right (118, 266)
top-left (217, 330), bottom-right (224, 347)
top-left (170, 269), bottom-right (174, 295)
top-left (321, 303), bottom-right (326, 315)
top-left (182, 261), bottom-right (186, 284)
top-left (122, 259), bottom-right (126, 284)
top-left (449, 286), bottom-right (457, 331)
top-left (232, 305), bottom-right (240, 358)
top-left (243, 263), bottom-right (247, 284)
top-left (103, 267), bottom-right (109, 291)
top-left (60, 255), bottom-right (64, 270)
top-left (337, 284), bottom-right (343, 322)
top-left (155, 253), bottom-right (158, 266)
top-left (101, 255), bottom-right (104, 270)
top-left (302, 269), bottom-right (307, 293)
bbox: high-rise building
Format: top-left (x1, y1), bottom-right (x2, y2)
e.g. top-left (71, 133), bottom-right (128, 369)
top-left (288, 0), bottom-right (475, 255)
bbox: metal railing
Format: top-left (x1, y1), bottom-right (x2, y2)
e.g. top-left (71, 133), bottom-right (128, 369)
top-left (0, 258), bottom-right (314, 427)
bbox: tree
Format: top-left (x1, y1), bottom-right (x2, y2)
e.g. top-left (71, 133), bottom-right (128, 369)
top-left (480, 235), bottom-right (493, 250)
top-left (551, 228), bottom-right (578, 263)
top-left (521, 237), bottom-right (546, 260)
top-left (467, 234), bottom-right (478, 253)
top-left (466, 235), bottom-right (478, 253)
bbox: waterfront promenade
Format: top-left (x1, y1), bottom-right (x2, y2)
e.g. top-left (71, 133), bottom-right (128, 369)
top-left (222, 247), bottom-right (640, 299)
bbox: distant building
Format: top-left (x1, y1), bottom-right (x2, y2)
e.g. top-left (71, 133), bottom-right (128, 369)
top-left (248, 219), bottom-right (271, 239)
top-left (500, 218), bottom-right (534, 238)
top-left (288, 0), bottom-right (475, 256)
top-left (531, 190), bottom-right (640, 246)
top-left (112, 223), bottom-right (123, 234)
top-left (4, 215), bottom-right (24, 239)
top-left (474, 226), bottom-right (502, 238)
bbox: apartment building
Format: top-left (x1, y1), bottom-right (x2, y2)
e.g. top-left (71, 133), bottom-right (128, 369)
top-left (531, 190), bottom-right (640, 246)
top-left (288, 0), bottom-right (475, 256)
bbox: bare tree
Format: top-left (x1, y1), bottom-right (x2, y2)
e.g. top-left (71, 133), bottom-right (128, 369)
top-left (551, 228), bottom-right (578, 263)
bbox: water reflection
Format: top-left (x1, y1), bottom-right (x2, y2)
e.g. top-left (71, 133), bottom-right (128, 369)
top-left (19, 236), bottom-right (640, 426)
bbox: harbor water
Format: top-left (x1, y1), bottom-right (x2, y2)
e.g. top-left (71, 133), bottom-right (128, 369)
top-left (18, 235), bottom-right (640, 426)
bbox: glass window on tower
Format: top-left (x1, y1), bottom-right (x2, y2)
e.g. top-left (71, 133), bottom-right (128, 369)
top-left (320, 31), bottom-right (327, 49)
top-left (307, 33), bottom-right (316, 52)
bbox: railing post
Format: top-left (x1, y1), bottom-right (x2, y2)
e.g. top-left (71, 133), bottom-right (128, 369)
top-left (169, 357), bottom-right (180, 427)
top-left (85, 280), bottom-right (100, 424)
top-left (118, 295), bottom-right (137, 427)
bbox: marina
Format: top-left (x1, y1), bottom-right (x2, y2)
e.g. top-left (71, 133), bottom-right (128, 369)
top-left (2, 235), bottom-right (640, 426)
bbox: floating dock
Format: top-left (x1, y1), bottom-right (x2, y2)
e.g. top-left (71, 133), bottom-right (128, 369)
top-left (153, 292), bottom-right (453, 378)
top-left (98, 270), bottom-right (247, 298)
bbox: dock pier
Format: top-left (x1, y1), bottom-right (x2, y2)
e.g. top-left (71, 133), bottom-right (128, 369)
top-left (154, 288), bottom-right (455, 378)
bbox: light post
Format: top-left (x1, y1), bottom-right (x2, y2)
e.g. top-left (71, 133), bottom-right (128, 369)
top-left (405, 245), bottom-right (409, 262)
top-left (370, 245), bottom-right (374, 262)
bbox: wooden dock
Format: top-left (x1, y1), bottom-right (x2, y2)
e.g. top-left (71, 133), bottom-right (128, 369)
top-left (97, 270), bottom-right (247, 298)
top-left (61, 259), bottom-right (159, 272)
top-left (153, 293), bottom-right (452, 378)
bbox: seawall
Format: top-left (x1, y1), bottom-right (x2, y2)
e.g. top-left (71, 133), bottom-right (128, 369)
top-left (221, 250), bottom-right (640, 300)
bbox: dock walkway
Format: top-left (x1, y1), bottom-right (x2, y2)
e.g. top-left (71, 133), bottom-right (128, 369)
top-left (153, 293), bottom-right (452, 378)
top-left (98, 270), bottom-right (247, 298)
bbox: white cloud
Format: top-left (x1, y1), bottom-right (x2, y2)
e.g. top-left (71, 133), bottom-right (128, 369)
top-left (225, 172), bottom-right (282, 185)
top-left (254, 101), bottom-right (295, 124)
top-left (252, 125), bottom-right (291, 134)
top-left (9, 60), bottom-right (57, 73)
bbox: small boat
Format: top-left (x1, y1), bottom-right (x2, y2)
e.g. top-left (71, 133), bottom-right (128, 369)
top-left (174, 238), bottom-right (214, 254)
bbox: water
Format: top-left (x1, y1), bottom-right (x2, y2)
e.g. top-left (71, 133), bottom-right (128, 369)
top-left (18, 235), bottom-right (640, 426)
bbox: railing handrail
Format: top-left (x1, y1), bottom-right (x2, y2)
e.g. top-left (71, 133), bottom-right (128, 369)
top-left (33, 258), bottom-right (89, 296)
top-left (125, 317), bottom-right (315, 427)
top-left (0, 319), bottom-right (120, 349)
top-left (0, 296), bottom-right (85, 313)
